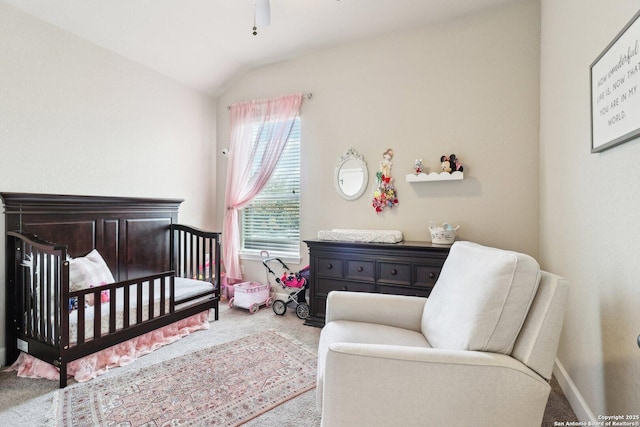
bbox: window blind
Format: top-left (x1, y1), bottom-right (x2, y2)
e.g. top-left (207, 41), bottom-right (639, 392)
top-left (241, 118), bottom-right (300, 256)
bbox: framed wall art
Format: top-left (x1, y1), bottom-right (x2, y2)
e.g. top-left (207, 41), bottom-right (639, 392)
top-left (591, 9), bottom-right (640, 153)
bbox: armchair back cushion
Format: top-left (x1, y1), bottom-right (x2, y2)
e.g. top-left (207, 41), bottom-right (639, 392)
top-left (421, 241), bottom-right (541, 354)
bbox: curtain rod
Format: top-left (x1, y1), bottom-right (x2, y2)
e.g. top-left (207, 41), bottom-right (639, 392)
top-left (227, 92), bottom-right (312, 110)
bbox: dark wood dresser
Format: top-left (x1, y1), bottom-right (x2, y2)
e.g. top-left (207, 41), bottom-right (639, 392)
top-left (304, 240), bottom-right (451, 327)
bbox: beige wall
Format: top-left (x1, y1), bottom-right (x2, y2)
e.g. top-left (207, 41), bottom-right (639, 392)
top-left (216, 0), bottom-right (541, 281)
top-left (0, 3), bottom-right (217, 364)
top-left (540, 0), bottom-right (640, 419)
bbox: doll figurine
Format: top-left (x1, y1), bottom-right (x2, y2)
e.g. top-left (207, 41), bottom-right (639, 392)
top-left (414, 159), bottom-right (423, 174)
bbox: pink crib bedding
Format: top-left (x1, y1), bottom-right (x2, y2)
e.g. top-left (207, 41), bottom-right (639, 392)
top-left (6, 311), bottom-right (210, 383)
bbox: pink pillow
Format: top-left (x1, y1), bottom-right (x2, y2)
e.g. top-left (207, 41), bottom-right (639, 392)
top-left (68, 249), bottom-right (115, 292)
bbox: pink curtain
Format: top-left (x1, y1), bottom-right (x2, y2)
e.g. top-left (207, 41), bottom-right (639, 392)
top-left (222, 93), bottom-right (303, 282)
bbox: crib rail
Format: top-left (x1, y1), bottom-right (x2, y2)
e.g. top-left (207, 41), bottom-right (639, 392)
top-left (171, 224), bottom-right (221, 318)
top-left (68, 272), bottom-right (176, 345)
top-left (6, 231), bottom-right (69, 365)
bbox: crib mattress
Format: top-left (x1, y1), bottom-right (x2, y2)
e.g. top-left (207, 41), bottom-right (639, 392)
top-left (317, 228), bottom-right (403, 243)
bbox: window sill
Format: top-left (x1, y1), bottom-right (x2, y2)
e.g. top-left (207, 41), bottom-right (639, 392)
top-left (239, 251), bottom-right (302, 265)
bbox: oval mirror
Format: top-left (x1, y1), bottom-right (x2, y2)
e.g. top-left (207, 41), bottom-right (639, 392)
top-left (334, 148), bottom-right (368, 200)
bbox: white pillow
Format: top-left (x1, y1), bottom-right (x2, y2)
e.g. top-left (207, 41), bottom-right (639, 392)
top-left (68, 249), bottom-right (115, 291)
top-left (421, 241), bottom-right (541, 354)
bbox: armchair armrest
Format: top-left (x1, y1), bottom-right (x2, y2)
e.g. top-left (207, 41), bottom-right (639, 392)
top-left (321, 343), bottom-right (550, 427)
top-left (325, 291), bottom-right (426, 332)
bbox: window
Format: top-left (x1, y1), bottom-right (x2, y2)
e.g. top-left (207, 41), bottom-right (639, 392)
top-left (241, 117), bottom-right (300, 258)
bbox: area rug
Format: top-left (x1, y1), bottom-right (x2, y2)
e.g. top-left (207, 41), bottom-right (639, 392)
top-left (55, 330), bottom-right (317, 426)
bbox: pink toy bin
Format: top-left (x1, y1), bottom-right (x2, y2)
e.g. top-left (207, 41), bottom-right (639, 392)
top-left (228, 281), bottom-right (273, 314)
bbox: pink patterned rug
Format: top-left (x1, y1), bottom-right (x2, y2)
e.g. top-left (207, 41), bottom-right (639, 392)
top-left (55, 331), bottom-right (317, 426)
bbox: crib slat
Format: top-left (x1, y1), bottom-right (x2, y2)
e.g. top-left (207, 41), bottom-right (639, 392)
top-left (214, 236), bottom-right (221, 292)
top-left (159, 276), bottom-right (166, 316)
top-left (149, 278), bottom-right (155, 319)
top-left (209, 237), bottom-right (214, 282)
top-left (60, 257), bottom-right (69, 352)
top-left (77, 301), bottom-right (85, 345)
top-left (195, 234), bottom-right (201, 280)
top-left (188, 233), bottom-right (192, 278)
top-left (109, 288), bottom-right (116, 333)
top-left (177, 230), bottom-right (182, 277)
top-left (123, 284), bottom-right (130, 328)
top-left (191, 233), bottom-right (196, 279)
top-left (170, 276), bottom-right (175, 313)
top-left (38, 252), bottom-right (46, 341)
top-left (43, 255), bottom-right (48, 344)
top-left (26, 246), bottom-right (35, 337)
top-left (93, 290), bottom-right (101, 340)
top-left (136, 281), bottom-right (143, 324)
top-left (46, 253), bottom-right (55, 345)
top-left (182, 231), bottom-right (187, 278)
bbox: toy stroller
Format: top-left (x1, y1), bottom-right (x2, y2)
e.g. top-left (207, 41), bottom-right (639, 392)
top-left (262, 257), bottom-right (310, 320)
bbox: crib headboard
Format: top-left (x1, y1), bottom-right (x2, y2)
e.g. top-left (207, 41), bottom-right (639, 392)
top-left (1, 193), bottom-right (183, 281)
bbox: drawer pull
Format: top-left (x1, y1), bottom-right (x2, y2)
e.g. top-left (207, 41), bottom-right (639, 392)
top-left (357, 266), bottom-right (364, 272)
top-left (326, 263), bottom-right (333, 270)
top-left (429, 272), bottom-right (436, 279)
top-left (390, 269), bottom-right (398, 275)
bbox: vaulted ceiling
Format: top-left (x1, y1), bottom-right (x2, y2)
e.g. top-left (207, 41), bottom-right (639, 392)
top-left (4, 0), bottom-right (518, 96)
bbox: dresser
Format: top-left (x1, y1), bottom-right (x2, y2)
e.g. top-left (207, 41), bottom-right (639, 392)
top-left (304, 240), bottom-right (451, 327)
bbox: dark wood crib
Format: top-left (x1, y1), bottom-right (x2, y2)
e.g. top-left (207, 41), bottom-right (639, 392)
top-left (1, 192), bottom-right (221, 387)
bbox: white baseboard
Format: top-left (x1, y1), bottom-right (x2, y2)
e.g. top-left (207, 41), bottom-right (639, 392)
top-left (553, 358), bottom-right (596, 422)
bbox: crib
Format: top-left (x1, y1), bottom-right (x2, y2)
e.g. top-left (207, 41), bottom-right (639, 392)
top-left (1, 192), bottom-right (221, 387)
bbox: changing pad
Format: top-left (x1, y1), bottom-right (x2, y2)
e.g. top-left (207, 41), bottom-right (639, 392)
top-left (317, 229), bottom-right (403, 243)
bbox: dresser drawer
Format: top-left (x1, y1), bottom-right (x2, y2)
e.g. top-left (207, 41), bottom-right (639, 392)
top-left (316, 257), bottom-right (343, 278)
top-left (317, 278), bottom-right (375, 295)
top-left (345, 260), bottom-right (375, 282)
top-left (414, 265), bottom-right (441, 288)
top-left (378, 262), bottom-right (411, 286)
top-left (378, 284), bottom-right (431, 298)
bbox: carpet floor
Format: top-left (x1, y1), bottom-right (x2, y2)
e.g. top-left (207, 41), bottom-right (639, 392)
top-left (0, 298), bottom-right (578, 426)
top-left (55, 331), bottom-right (317, 426)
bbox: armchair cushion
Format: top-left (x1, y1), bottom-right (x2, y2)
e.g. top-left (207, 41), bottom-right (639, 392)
top-left (421, 241), bottom-right (541, 354)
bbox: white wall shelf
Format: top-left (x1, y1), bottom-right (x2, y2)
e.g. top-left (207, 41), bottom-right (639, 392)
top-left (406, 171), bottom-right (464, 182)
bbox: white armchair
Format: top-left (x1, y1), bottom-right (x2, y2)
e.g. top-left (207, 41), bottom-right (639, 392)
top-left (316, 241), bottom-right (568, 427)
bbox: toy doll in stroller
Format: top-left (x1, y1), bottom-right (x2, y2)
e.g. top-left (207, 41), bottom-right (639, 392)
top-left (262, 257), bottom-right (310, 320)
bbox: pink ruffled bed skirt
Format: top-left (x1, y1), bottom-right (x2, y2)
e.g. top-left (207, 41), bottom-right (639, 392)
top-left (5, 311), bottom-right (210, 383)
